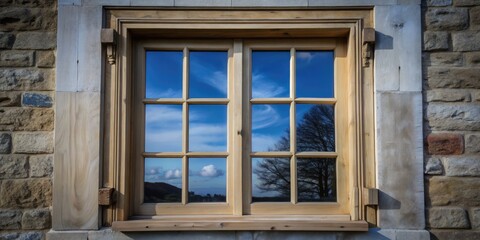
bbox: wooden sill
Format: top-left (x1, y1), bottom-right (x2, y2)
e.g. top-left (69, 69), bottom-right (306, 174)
top-left (112, 216), bottom-right (368, 232)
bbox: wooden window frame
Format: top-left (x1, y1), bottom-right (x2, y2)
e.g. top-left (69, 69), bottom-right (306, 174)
top-left (104, 9), bottom-right (375, 232)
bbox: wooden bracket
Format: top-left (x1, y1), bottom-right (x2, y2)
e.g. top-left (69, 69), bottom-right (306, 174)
top-left (362, 28), bottom-right (375, 68)
top-left (99, 187), bottom-right (115, 206)
top-left (363, 188), bottom-right (378, 206)
top-left (101, 29), bottom-right (117, 65)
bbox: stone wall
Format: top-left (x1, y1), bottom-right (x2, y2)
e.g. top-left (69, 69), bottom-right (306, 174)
top-left (0, 0), bottom-right (56, 239)
top-left (423, 0), bottom-right (480, 239)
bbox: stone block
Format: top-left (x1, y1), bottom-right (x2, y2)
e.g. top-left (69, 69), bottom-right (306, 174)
top-left (425, 8), bottom-right (468, 31)
top-left (423, 31), bottom-right (449, 51)
top-left (0, 32), bottom-right (15, 49)
top-left (472, 6), bottom-right (480, 28)
top-left (425, 0), bottom-right (452, 6)
top-left (453, 31), bottom-right (480, 51)
top-left (0, 154), bottom-right (28, 179)
top-left (22, 92), bottom-right (53, 108)
top-left (427, 176), bottom-right (480, 207)
top-left (424, 52), bottom-right (463, 67)
top-left (18, 0), bottom-right (56, 7)
top-left (30, 154), bottom-right (53, 178)
top-left (0, 231), bottom-right (44, 240)
top-left (428, 207), bottom-right (470, 228)
top-left (0, 179), bottom-right (52, 208)
top-left (466, 52), bottom-right (480, 66)
top-left (13, 32), bottom-right (56, 50)
top-left (466, 134), bottom-right (480, 153)
top-left (426, 103), bottom-right (480, 131)
top-left (22, 208), bottom-right (51, 230)
top-left (444, 156), bottom-right (480, 176)
top-left (0, 50), bottom-right (34, 67)
top-left (0, 69), bottom-right (54, 91)
top-left (474, 90), bottom-right (480, 101)
top-left (0, 210), bottom-right (22, 230)
top-left (427, 133), bottom-right (464, 155)
top-left (0, 8), bottom-right (42, 31)
top-left (427, 67), bottom-right (480, 89)
top-left (425, 157), bottom-right (443, 175)
top-left (426, 89), bottom-right (471, 102)
top-left (454, 0), bottom-right (480, 6)
top-left (0, 91), bottom-right (21, 107)
top-left (430, 230), bottom-right (480, 240)
top-left (13, 132), bottom-right (54, 154)
top-left (36, 50), bottom-right (55, 68)
top-left (0, 132), bottom-right (12, 153)
top-left (0, 108), bottom-right (54, 131)
top-left (473, 208), bottom-right (480, 229)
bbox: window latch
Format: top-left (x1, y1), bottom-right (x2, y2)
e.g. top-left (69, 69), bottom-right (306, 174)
top-left (363, 188), bottom-right (378, 206)
top-left (362, 28), bottom-right (375, 68)
top-left (101, 28), bottom-right (117, 65)
top-left (99, 187), bottom-right (115, 206)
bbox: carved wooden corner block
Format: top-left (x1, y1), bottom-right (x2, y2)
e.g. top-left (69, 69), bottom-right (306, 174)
top-left (101, 28), bottom-right (117, 65)
top-left (362, 28), bottom-right (375, 67)
top-left (99, 187), bottom-right (115, 206)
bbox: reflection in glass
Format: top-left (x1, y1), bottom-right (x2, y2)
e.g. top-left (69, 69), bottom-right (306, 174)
top-left (296, 51), bottom-right (334, 98)
top-left (252, 104), bottom-right (290, 152)
top-left (297, 158), bottom-right (336, 202)
top-left (252, 51), bottom-right (289, 98)
top-left (189, 105), bottom-right (227, 152)
top-left (145, 104), bottom-right (182, 152)
top-left (146, 51), bottom-right (183, 98)
top-left (189, 51), bottom-right (228, 98)
top-left (252, 158), bottom-right (290, 202)
top-left (296, 104), bottom-right (335, 152)
top-left (144, 158), bottom-right (182, 203)
top-left (188, 158), bottom-right (226, 202)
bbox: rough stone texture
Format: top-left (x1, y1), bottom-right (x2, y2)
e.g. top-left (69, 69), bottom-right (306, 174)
top-left (424, 52), bottom-right (464, 66)
top-left (426, 0), bottom-right (452, 6)
top-left (444, 156), bottom-right (480, 176)
top-left (426, 103), bottom-right (480, 131)
top-left (426, 89), bottom-right (471, 102)
top-left (36, 50), bottom-right (55, 68)
top-left (472, 6), bottom-right (480, 27)
top-left (0, 231), bottom-right (44, 240)
top-left (13, 32), bottom-right (56, 50)
top-left (452, 31), bottom-right (480, 51)
top-left (455, 0), bottom-right (480, 6)
top-left (472, 208), bottom-right (480, 229)
top-left (22, 208), bottom-right (51, 229)
top-left (0, 155), bottom-right (28, 179)
top-left (29, 154), bottom-right (53, 178)
top-left (427, 133), bottom-right (464, 155)
top-left (0, 69), bottom-right (54, 91)
top-left (0, 32), bottom-right (15, 49)
top-left (0, 133), bottom-right (12, 153)
top-left (425, 8), bottom-right (469, 31)
top-left (431, 230), bottom-right (480, 240)
top-left (0, 50), bottom-right (34, 67)
top-left (427, 67), bottom-right (480, 89)
top-left (427, 177), bottom-right (480, 207)
top-left (425, 157), bottom-right (444, 175)
top-left (0, 210), bottom-right (22, 230)
top-left (0, 179), bottom-right (52, 208)
top-left (424, 31), bottom-right (449, 51)
top-left (466, 52), bottom-right (480, 66)
top-left (12, 132), bottom-right (54, 154)
top-left (0, 91), bottom-right (21, 107)
top-left (0, 108), bottom-right (54, 131)
top-left (465, 134), bottom-right (480, 153)
top-left (428, 207), bottom-right (471, 228)
top-left (22, 92), bottom-right (53, 108)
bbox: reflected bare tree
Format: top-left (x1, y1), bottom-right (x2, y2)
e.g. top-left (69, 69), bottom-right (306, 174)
top-left (254, 105), bottom-right (336, 202)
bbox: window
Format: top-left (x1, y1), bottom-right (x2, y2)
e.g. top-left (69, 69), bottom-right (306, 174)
top-left (105, 9), bottom-right (375, 231)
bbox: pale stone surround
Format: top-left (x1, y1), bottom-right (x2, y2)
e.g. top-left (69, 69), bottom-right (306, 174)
top-left (51, 0), bottom-right (426, 239)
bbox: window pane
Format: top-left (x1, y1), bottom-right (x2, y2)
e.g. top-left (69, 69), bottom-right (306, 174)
top-left (252, 158), bottom-right (290, 202)
top-left (297, 158), bottom-right (336, 202)
top-left (189, 105), bottom-right (227, 152)
top-left (146, 51), bottom-right (183, 98)
top-left (252, 104), bottom-right (290, 152)
top-left (252, 51), bottom-right (289, 98)
top-left (188, 158), bottom-right (226, 202)
top-left (296, 51), bottom-right (334, 98)
top-left (144, 158), bottom-right (182, 203)
top-left (145, 105), bottom-right (182, 152)
top-left (189, 51), bottom-right (228, 98)
top-left (296, 104), bottom-right (335, 152)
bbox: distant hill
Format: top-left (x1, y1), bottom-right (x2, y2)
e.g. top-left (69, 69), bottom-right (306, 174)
top-left (144, 182), bottom-right (182, 203)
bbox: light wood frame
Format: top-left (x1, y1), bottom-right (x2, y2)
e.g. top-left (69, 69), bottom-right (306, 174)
top-left (104, 9), bottom-right (375, 231)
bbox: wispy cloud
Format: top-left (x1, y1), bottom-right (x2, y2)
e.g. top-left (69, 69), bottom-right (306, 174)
top-left (297, 51), bottom-right (321, 63)
top-left (252, 105), bottom-right (281, 130)
top-left (252, 73), bottom-right (286, 98)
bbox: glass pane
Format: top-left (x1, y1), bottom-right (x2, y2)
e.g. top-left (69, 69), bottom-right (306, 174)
top-left (144, 158), bottom-right (182, 203)
top-left (188, 158), bottom-right (226, 202)
top-left (297, 158), bottom-right (336, 202)
top-left (189, 51), bottom-right (228, 98)
top-left (252, 158), bottom-right (290, 202)
top-left (146, 51), bottom-right (183, 98)
top-left (145, 105), bottom-right (182, 152)
top-left (252, 104), bottom-right (290, 152)
top-left (296, 51), bottom-right (334, 98)
top-left (252, 51), bottom-right (289, 98)
top-left (189, 105), bottom-right (227, 152)
top-left (296, 104), bottom-right (335, 152)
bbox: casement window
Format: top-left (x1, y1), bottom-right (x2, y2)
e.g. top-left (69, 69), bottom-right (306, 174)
top-left (104, 9), bottom-right (376, 231)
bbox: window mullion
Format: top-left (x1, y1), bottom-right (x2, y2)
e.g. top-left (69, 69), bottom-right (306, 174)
top-left (290, 47), bottom-right (297, 204)
top-left (182, 47), bottom-right (189, 205)
top-left (232, 39), bottom-right (243, 216)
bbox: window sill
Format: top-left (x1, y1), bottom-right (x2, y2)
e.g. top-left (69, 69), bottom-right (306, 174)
top-left (112, 216), bottom-right (368, 232)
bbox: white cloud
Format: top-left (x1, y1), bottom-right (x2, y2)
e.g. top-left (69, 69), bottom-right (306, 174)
top-left (199, 164), bottom-right (224, 177)
top-left (252, 73), bottom-right (286, 98)
top-left (165, 169), bottom-right (182, 179)
top-left (252, 105), bottom-right (281, 130)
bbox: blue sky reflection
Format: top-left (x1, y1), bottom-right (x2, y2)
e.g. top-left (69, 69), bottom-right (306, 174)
top-left (189, 51), bottom-right (228, 98)
top-left (145, 105), bottom-right (182, 152)
top-left (189, 158), bottom-right (226, 201)
top-left (296, 51), bottom-right (334, 98)
top-left (146, 51), bottom-right (183, 98)
top-left (189, 105), bottom-right (227, 152)
top-left (252, 104), bottom-right (290, 152)
top-left (252, 51), bottom-right (289, 98)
